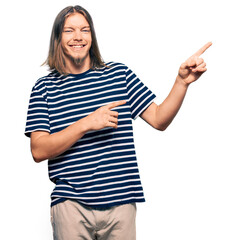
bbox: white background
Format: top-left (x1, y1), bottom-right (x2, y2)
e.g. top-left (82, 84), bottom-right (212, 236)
top-left (1, 0), bottom-right (236, 239)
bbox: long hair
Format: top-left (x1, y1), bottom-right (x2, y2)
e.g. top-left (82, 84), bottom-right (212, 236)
top-left (44, 5), bottom-right (105, 74)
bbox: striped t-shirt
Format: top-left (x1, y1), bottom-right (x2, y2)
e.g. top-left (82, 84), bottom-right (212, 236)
top-left (25, 62), bottom-right (156, 208)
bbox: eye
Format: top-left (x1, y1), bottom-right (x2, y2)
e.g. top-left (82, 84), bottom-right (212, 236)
top-left (81, 28), bottom-right (91, 33)
top-left (63, 28), bottom-right (73, 33)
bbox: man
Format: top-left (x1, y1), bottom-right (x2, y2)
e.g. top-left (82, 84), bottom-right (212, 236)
top-left (25, 5), bottom-right (211, 240)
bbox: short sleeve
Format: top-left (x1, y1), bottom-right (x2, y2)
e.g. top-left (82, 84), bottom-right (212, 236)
top-left (25, 85), bottom-right (50, 137)
top-left (125, 67), bottom-right (156, 120)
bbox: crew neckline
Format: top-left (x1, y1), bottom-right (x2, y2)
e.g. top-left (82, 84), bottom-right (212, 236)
top-left (68, 68), bottom-right (93, 78)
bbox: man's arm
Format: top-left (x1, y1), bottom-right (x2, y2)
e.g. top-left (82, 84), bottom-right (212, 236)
top-left (141, 42), bottom-right (212, 131)
top-left (31, 100), bottom-right (126, 163)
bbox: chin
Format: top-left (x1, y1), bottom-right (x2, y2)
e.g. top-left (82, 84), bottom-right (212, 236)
top-left (69, 55), bottom-right (87, 66)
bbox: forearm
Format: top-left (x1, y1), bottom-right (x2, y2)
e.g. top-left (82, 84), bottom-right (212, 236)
top-left (31, 100), bottom-right (125, 163)
top-left (155, 76), bottom-right (189, 130)
top-left (31, 117), bottom-right (89, 162)
top-left (141, 43), bottom-right (211, 131)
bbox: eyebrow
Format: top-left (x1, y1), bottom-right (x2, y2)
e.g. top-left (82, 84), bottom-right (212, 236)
top-left (64, 25), bottom-right (90, 29)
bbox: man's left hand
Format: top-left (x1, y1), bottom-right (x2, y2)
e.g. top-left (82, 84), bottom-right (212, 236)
top-left (178, 42), bottom-right (212, 85)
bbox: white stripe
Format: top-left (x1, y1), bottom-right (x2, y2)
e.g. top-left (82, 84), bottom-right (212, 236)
top-left (132, 94), bottom-right (154, 117)
top-left (26, 118), bottom-right (49, 123)
top-left (40, 74), bottom-right (72, 81)
top-left (52, 173), bottom-right (139, 195)
top-left (50, 110), bottom-right (130, 126)
top-left (50, 143), bottom-right (134, 165)
top-left (52, 189), bottom-right (142, 200)
top-left (127, 78), bottom-right (140, 94)
top-left (33, 84), bottom-right (46, 93)
top-left (51, 195), bottom-right (143, 205)
top-left (30, 95), bottom-right (44, 100)
top-left (48, 86), bottom-right (127, 106)
top-left (50, 155), bottom-right (135, 175)
top-left (58, 166), bottom-right (138, 181)
top-left (49, 151), bottom-right (134, 175)
top-left (29, 101), bottom-right (47, 106)
top-left (26, 112), bottom-right (48, 117)
top-left (35, 76), bottom-right (73, 89)
top-left (47, 81), bottom-right (125, 100)
top-left (76, 130), bottom-right (133, 147)
top-left (49, 149), bottom-right (135, 168)
top-left (77, 121), bottom-right (132, 138)
top-left (79, 196), bottom-right (144, 205)
top-left (130, 87), bottom-right (147, 108)
top-left (50, 159), bottom-right (136, 179)
top-left (49, 104), bottom-right (129, 118)
top-left (57, 178), bottom-right (141, 191)
top-left (28, 107), bottom-right (48, 111)
top-left (25, 129), bottom-right (50, 135)
top-left (54, 184), bottom-right (142, 195)
top-left (134, 96), bottom-right (155, 119)
top-left (46, 72), bottom-right (126, 94)
top-left (44, 69), bottom-right (124, 87)
top-left (50, 104), bottom-right (129, 130)
top-left (62, 142), bottom-right (133, 160)
top-left (49, 93), bottom-right (127, 111)
top-left (126, 70), bottom-right (134, 81)
top-left (26, 123), bottom-right (49, 128)
top-left (70, 135), bottom-right (133, 151)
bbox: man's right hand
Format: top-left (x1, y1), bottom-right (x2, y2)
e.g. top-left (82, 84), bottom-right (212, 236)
top-left (85, 100), bottom-right (127, 131)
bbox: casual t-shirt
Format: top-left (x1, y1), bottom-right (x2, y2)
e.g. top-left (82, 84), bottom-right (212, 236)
top-left (25, 62), bottom-right (156, 208)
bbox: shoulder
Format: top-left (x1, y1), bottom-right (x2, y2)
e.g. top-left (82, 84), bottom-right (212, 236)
top-left (33, 71), bottom-right (61, 90)
top-left (105, 61), bottom-right (128, 69)
top-left (103, 61), bottom-right (130, 73)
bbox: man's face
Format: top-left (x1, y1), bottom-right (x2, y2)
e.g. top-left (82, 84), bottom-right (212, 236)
top-left (61, 13), bottom-right (92, 68)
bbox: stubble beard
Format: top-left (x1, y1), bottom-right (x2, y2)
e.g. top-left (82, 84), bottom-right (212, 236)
top-left (69, 51), bottom-right (90, 67)
top-left (70, 55), bottom-right (85, 66)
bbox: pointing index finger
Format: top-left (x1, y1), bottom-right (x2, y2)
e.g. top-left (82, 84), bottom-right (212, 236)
top-left (107, 100), bottom-right (127, 110)
top-left (193, 42), bottom-right (212, 57)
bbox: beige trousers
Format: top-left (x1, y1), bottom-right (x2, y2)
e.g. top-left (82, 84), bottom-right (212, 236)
top-left (51, 200), bottom-right (136, 240)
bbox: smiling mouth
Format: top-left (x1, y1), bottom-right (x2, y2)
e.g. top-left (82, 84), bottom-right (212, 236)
top-left (70, 44), bottom-right (86, 50)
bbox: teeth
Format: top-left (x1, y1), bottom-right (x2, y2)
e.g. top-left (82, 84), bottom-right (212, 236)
top-left (73, 45), bottom-right (83, 48)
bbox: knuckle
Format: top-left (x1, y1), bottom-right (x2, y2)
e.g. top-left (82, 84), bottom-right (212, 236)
top-left (180, 62), bottom-right (186, 68)
top-left (99, 106), bottom-right (105, 112)
top-left (198, 58), bottom-right (204, 64)
top-left (110, 103), bottom-right (115, 108)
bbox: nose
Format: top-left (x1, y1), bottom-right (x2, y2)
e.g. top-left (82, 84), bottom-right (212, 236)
top-left (73, 29), bottom-right (83, 41)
